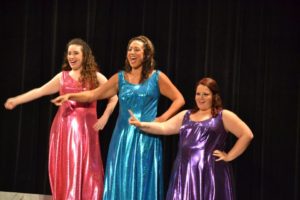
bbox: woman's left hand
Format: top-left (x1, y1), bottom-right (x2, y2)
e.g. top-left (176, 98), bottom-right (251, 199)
top-left (213, 150), bottom-right (230, 162)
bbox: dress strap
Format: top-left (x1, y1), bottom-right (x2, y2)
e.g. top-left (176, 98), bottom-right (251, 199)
top-left (60, 70), bottom-right (68, 86)
top-left (182, 110), bottom-right (192, 123)
top-left (118, 71), bottom-right (124, 80)
top-left (118, 71), bottom-right (125, 88)
top-left (154, 70), bottom-right (160, 82)
top-left (216, 109), bottom-right (223, 120)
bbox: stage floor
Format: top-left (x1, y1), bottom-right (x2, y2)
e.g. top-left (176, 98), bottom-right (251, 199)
top-left (0, 191), bottom-right (51, 200)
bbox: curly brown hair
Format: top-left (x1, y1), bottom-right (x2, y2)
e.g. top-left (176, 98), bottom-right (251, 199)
top-left (124, 35), bottom-right (156, 83)
top-left (62, 38), bottom-right (99, 89)
top-left (192, 77), bottom-right (223, 117)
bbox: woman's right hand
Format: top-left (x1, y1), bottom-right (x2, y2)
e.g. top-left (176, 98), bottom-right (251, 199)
top-left (4, 98), bottom-right (17, 110)
top-left (128, 109), bottom-right (142, 127)
top-left (51, 94), bottom-right (70, 106)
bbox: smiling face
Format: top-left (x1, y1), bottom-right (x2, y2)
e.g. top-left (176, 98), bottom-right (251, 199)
top-left (126, 40), bottom-right (145, 69)
top-left (195, 84), bottom-right (213, 111)
top-left (67, 44), bottom-right (83, 71)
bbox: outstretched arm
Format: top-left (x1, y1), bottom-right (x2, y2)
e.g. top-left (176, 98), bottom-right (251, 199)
top-left (128, 109), bottom-right (186, 135)
top-left (213, 109), bottom-right (254, 162)
top-left (4, 73), bottom-right (61, 110)
top-left (156, 72), bottom-right (185, 122)
top-left (52, 73), bottom-right (119, 106)
top-left (93, 72), bottom-right (118, 131)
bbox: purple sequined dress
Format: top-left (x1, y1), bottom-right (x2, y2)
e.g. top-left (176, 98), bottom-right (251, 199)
top-left (166, 110), bottom-right (234, 200)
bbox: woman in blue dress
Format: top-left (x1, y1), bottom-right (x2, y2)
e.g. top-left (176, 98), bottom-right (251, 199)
top-left (129, 77), bottom-right (254, 200)
top-left (52, 35), bottom-right (185, 199)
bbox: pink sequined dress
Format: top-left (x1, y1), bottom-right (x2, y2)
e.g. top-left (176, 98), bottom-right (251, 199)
top-left (48, 71), bottom-right (104, 200)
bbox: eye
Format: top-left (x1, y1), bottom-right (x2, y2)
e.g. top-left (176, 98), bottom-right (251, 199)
top-left (196, 92), bottom-right (211, 97)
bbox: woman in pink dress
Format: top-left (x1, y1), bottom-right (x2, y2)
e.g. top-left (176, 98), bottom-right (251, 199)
top-left (4, 38), bottom-right (118, 200)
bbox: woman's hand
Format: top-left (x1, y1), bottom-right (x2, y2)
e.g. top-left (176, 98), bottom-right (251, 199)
top-left (128, 110), bottom-right (142, 127)
top-left (51, 94), bottom-right (70, 106)
top-left (213, 150), bottom-right (231, 162)
top-left (93, 116), bottom-right (109, 131)
top-left (4, 98), bottom-right (17, 110)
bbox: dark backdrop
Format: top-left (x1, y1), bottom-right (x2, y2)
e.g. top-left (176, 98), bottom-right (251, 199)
top-left (0, 0), bottom-right (299, 199)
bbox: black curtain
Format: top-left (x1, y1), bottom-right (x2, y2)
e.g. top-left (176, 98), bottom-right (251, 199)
top-left (0, 0), bottom-right (299, 199)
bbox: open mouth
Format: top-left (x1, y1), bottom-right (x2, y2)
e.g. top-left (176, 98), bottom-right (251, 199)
top-left (69, 60), bottom-right (77, 65)
top-left (128, 57), bottom-right (138, 65)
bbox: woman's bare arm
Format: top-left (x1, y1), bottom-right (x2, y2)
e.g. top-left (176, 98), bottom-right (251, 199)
top-left (156, 72), bottom-right (185, 122)
top-left (5, 73), bottom-right (61, 109)
top-left (93, 72), bottom-right (118, 131)
top-left (213, 109), bottom-right (254, 162)
top-left (52, 73), bottom-right (119, 105)
top-left (129, 110), bottom-right (187, 135)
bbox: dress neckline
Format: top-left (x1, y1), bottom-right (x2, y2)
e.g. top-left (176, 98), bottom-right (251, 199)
top-left (188, 116), bottom-right (213, 123)
top-left (187, 110), bottom-right (214, 123)
top-left (122, 70), bottom-right (157, 86)
top-left (66, 71), bottom-right (80, 83)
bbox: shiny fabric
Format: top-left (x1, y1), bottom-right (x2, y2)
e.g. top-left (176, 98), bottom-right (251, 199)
top-left (49, 71), bottom-right (104, 200)
top-left (166, 110), bottom-right (234, 200)
top-left (103, 70), bottom-right (163, 200)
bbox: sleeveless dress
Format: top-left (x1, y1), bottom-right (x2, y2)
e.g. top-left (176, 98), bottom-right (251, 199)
top-left (166, 110), bottom-right (234, 200)
top-left (49, 71), bottom-right (104, 200)
top-left (103, 70), bottom-right (164, 200)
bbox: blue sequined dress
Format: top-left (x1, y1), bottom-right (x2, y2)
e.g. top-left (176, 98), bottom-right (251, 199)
top-left (103, 70), bottom-right (163, 200)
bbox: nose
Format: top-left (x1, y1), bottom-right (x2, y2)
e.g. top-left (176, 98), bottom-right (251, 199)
top-left (198, 93), bottom-right (208, 99)
top-left (128, 49), bottom-right (134, 54)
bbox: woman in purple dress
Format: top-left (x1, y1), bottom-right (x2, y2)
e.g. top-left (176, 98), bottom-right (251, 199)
top-left (129, 77), bottom-right (254, 200)
top-left (4, 38), bottom-right (118, 200)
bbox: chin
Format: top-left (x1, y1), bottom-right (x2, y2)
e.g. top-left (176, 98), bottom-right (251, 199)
top-left (133, 65), bottom-right (143, 70)
top-left (198, 106), bottom-right (209, 111)
top-left (72, 66), bottom-right (81, 70)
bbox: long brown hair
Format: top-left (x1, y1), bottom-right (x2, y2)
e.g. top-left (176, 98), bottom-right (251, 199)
top-left (192, 77), bottom-right (223, 117)
top-left (124, 35), bottom-right (156, 83)
top-left (62, 38), bottom-right (99, 89)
